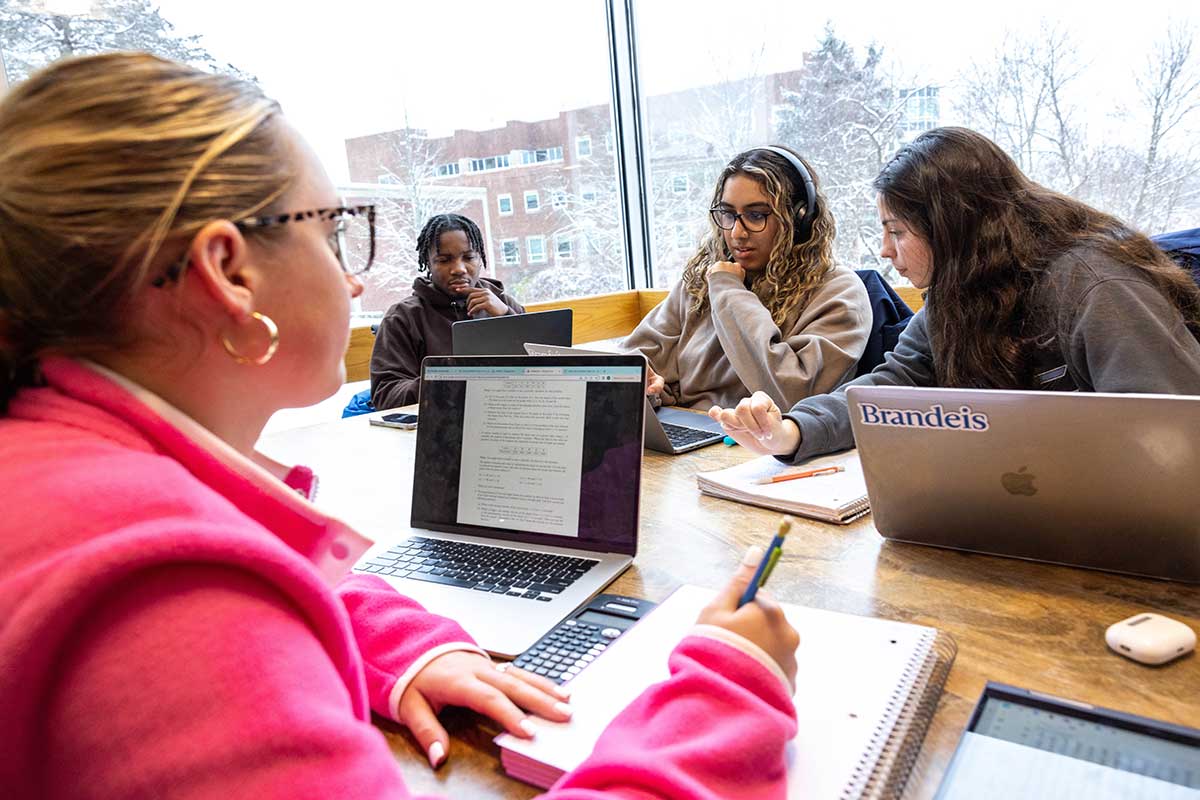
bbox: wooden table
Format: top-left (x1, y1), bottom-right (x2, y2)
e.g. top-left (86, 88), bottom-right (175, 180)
top-left (259, 411), bottom-right (1200, 798)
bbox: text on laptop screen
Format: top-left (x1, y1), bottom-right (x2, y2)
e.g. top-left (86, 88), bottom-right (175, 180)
top-left (412, 363), bottom-right (643, 551)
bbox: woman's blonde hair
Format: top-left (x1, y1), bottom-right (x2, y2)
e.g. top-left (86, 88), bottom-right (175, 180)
top-left (0, 52), bottom-right (295, 408)
top-left (681, 146), bottom-right (836, 327)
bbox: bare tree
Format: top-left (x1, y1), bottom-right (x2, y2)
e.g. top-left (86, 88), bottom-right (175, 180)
top-left (361, 122), bottom-right (471, 301)
top-left (958, 25), bottom-right (1085, 190)
top-left (0, 0), bottom-right (254, 83)
top-left (1129, 25), bottom-right (1200, 227)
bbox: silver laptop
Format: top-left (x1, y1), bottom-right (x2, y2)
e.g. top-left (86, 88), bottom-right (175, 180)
top-left (354, 355), bottom-right (645, 656)
top-left (847, 385), bottom-right (1200, 583)
top-left (451, 308), bottom-right (572, 355)
top-left (524, 343), bottom-right (726, 454)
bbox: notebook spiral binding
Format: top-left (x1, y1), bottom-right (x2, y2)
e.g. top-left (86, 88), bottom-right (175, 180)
top-left (841, 630), bottom-right (958, 799)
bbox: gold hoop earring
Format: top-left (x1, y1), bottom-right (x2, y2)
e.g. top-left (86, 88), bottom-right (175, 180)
top-left (221, 311), bottom-right (279, 365)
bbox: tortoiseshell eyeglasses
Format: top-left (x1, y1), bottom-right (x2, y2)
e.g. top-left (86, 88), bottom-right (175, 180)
top-left (151, 204), bottom-right (376, 287)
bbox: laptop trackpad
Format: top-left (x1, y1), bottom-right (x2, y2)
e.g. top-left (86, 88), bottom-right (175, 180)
top-left (656, 406), bottom-right (724, 433)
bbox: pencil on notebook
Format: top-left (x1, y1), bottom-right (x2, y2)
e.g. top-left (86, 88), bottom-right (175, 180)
top-left (753, 465), bottom-right (844, 485)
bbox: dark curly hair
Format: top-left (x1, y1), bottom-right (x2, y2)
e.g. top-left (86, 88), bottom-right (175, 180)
top-left (680, 146), bottom-right (836, 327)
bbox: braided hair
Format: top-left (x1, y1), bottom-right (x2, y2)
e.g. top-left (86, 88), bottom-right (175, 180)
top-left (415, 213), bottom-right (488, 273)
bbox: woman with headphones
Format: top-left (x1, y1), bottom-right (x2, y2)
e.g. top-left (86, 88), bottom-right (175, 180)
top-left (625, 146), bottom-right (871, 410)
top-left (710, 127), bottom-right (1200, 461)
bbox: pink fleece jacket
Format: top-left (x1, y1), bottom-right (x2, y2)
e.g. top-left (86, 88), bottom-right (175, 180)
top-left (0, 358), bottom-right (796, 799)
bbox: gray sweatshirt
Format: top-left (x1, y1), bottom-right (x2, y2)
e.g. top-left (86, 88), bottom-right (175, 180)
top-left (783, 246), bottom-right (1200, 463)
top-left (623, 263), bottom-right (871, 410)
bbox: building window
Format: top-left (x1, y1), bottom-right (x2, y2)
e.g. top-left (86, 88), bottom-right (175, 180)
top-left (672, 175), bottom-right (689, 194)
top-left (581, 187), bottom-right (598, 203)
top-left (500, 238), bottom-right (520, 266)
top-left (520, 146), bottom-right (564, 165)
top-left (435, 162), bottom-right (461, 177)
top-left (377, 173), bottom-right (400, 185)
top-left (527, 235), bottom-right (547, 264)
top-left (576, 135), bottom-right (592, 158)
top-left (674, 223), bottom-right (692, 249)
top-left (556, 236), bottom-right (574, 260)
top-left (498, 194), bottom-right (513, 216)
top-left (552, 190), bottom-right (568, 209)
top-left (468, 154), bottom-right (511, 173)
top-left (605, 132), bottom-right (614, 153)
top-left (524, 190), bottom-right (540, 212)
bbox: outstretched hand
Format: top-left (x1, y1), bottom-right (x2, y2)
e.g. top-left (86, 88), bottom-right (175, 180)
top-left (708, 391), bottom-right (801, 456)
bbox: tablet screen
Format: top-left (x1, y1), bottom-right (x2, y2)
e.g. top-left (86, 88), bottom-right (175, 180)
top-left (936, 684), bottom-right (1200, 799)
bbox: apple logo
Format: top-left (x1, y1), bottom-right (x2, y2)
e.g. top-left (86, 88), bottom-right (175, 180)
top-left (1001, 466), bottom-right (1038, 496)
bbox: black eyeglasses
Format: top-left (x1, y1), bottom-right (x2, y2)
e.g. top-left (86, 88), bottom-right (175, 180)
top-left (151, 204), bottom-right (376, 287)
top-left (709, 207), bottom-right (772, 233)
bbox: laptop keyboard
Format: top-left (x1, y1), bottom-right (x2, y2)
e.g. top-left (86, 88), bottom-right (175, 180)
top-left (661, 421), bottom-right (720, 448)
top-left (356, 536), bottom-right (598, 602)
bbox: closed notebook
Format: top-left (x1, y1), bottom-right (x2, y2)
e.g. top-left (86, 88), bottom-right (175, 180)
top-left (496, 584), bottom-right (957, 799)
top-left (696, 450), bottom-right (870, 523)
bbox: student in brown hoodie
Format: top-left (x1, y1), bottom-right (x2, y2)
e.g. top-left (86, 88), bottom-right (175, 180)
top-left (625, 146), bottom-right (870, 410)
top-left (369, 214), bottom-right (524, 409)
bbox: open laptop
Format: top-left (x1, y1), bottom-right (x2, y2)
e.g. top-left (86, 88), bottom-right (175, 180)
top-left (846, 385), bottom-right (1200, 582)
top-left (452, 308), bottom-right (573, 355)
top-left (354, 354), bottom-right (645, 656)
top-left (524, 343), bottom-right (726, 454)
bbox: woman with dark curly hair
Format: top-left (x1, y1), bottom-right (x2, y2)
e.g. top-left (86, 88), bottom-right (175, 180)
top-left (710, 127), bottom-right (1200, 462)
top-left (624, 145), bottom-right (871, 410)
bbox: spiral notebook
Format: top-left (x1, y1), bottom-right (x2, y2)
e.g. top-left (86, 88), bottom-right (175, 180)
top-left (696, 450), bottom-right (871, 524)
top-left (496, 584), bottom-right (957, 798)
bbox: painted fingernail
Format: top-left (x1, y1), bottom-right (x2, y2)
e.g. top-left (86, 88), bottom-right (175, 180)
top-left (519, 718), bottom-right (538, 737)
top-left (554, 701), bottom-right (573, 717)
top-left (743, 545), bottom-right (764, 565)
top-left (428, 740), bottom-right (445, 768)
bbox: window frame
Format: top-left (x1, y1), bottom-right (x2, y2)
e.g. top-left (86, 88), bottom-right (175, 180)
top-left (527, 234), bottom-right (548, 264)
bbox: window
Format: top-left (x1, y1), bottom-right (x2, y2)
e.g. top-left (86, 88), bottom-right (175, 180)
top-left (468, 154), bottom-right (511, 173)
top-left (605, 132), bottom-right (614, 153)
top-left (377, 173), bottom-right (401, 185)
top-left (674, 223), bottom-right (692, 249)
top-left (552, 190), bottom-right (568, 209)
top-left (524, 190), bottom-right (540, 212)
top-left (520, 146), bottom-right (564, 165)
top-left (498, 194), bottom-right (513, 216)
top-left (576, 135), bottom-right (592, 158)
top-left (527, 235), bottom-right (547, 264)
top-left (671, 175), bottom-right (689, 194)
top-left (581, 187), bottom-right (598, 203)
top-left (500, 238), bottom-right (520, 266)
top-left (556, 236), bottom-right (574, 260)
top-left (435, 162), bottom-right (460, 177)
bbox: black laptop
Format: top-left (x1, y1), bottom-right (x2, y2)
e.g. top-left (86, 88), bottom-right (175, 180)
top-left (452, 308), bottom-right (572, 355)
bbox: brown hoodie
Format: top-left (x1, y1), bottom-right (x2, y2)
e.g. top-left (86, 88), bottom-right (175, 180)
top-left (368, 275), bottom-right (525, 410)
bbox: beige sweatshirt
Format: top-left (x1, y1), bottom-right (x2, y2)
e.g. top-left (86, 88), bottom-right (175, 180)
top-left (624, 264), bottom-right (870, 409)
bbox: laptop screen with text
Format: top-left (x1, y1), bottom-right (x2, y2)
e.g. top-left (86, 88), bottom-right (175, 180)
top-left (412, 356), bottom-right (645, 555)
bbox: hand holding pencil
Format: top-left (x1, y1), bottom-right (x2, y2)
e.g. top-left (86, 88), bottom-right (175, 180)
top-left (696, 516), bottom-right (800, 690)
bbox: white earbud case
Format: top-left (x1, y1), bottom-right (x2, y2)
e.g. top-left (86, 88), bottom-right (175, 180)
top-left (1105, 613), bottom-right (1197, 665)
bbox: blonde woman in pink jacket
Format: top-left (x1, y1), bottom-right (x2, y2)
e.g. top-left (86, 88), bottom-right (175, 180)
top-left (0, 53), bottom-right (799, 799)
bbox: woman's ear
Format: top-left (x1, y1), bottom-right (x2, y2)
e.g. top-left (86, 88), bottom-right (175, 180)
top-left (186, 220), bottom-right (258, 320)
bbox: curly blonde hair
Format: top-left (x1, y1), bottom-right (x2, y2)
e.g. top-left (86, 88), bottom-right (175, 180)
top-left (681, 146), bottom-right (836, 327)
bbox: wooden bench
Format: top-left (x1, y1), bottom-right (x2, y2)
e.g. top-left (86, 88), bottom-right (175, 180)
top-left (344, 285), bottom-right (923, 383)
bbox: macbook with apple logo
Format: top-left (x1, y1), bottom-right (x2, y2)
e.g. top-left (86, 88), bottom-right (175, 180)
top-left (845, 386), bottom-right (1200, 583)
